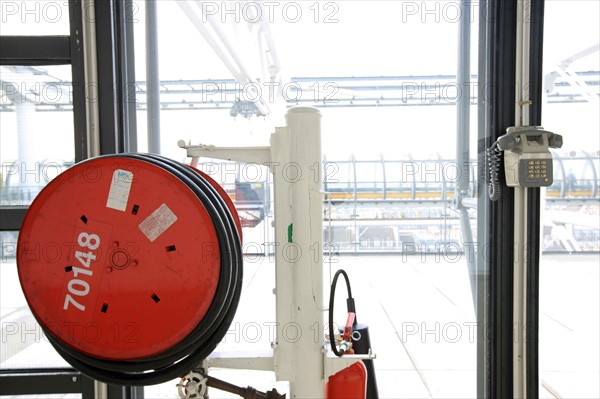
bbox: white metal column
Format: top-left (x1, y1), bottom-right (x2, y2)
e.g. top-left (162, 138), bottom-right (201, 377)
top-left (81, 2), bottom-right (105, 396)
top-left (180, 107), bottom-right (326, 397)
top-left (271, 107), bottom-right (325, 398)
top-left (513, 1), bottom-right (532, 397)
top-left (180, 106), bottom-right (372, 398)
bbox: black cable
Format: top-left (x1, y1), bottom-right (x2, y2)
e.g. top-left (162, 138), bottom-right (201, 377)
top-left (328, 269), bottom-right (356, 357)
top-left (487, 141), bottom-right (502, 201)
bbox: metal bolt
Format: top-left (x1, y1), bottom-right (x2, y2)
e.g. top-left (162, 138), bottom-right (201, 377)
top-left (112, 241), bottom-right (119, 247)
top-left (72, 376), bottom-right (78, 382)
top-left (105, 266), bottom-right (113, 273)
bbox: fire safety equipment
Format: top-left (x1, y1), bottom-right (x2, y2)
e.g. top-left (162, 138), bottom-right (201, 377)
top-left (326, 269), bottom-right (378, 398)
top-left (17, 154), bottom-right (243, 386)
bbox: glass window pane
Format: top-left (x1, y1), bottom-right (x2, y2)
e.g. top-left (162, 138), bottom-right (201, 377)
top-left (0, 0), bottom-right (70, 36)
top-left (1, 231), bottom-right (72, 369)
top-left (540, 0), bottom-right (600, 397)
top-left (0, 65), bottom-right (74, 207)
top-left (325, 160), bottom-right (353, 195)
top-left (131, 1), bottom-right (481, 396)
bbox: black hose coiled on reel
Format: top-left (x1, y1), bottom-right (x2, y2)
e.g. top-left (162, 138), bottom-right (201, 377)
top-left (23, 154), bottom-right (243, 386)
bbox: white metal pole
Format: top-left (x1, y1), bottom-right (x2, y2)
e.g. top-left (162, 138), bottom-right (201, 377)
top-left (15, 102), bottom-right (36, 189)
top-left (93, 380), bottom-right (108, 399)
top-left (81, 2), bottom-right (106, 396)
top-left (145, 0), bottom-right (161, 154)
top-left (272, 107), bottom-right (324, 398)
top-left (513, 186), bottom-right (528, 398)
top-left (81, 0), bottom-right (100, 158)
top-left (513, 1), bottom-right (531, 397)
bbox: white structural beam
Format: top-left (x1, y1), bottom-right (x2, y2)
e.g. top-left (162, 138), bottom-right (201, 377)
top-left (177, 0), bottom-right (283, 117)
top-left (271, 107), bottom-right (325, 397)
top-left (180, 106), bottom-right (372, 397)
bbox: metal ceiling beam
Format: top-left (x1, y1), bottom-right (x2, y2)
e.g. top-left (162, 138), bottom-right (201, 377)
top-left (1, 72), bottom-right (598, 112)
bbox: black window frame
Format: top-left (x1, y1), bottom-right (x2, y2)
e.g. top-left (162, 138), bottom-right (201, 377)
top-left (479, 0), bottom-right (545, 397)
top-left (1, 0), bottom-right (550, 397)
top-left (0, 1), bottom-right (140, 397)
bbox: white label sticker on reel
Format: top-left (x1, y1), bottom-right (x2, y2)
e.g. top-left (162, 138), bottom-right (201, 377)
top-left (106, 169), bottom-right (134, 211)
top-left (139, 203), bottom-right (178, 242)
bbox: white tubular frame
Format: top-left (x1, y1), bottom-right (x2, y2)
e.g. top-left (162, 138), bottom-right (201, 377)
top-left (179, 106), bottom-right (373, 398)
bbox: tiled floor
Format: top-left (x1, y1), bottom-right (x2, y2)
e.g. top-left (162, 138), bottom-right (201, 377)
top-left (2, 253), bottom-right (599, 398)
top-left (148, 253), bottom-right (599, 398)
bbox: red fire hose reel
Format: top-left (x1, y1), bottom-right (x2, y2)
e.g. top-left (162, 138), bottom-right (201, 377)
top-left (17, 154), bottom-right (243, 385)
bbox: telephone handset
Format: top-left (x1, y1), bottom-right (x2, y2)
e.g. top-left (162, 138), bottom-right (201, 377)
top-left (487, 126), bottom-right (563, 200)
